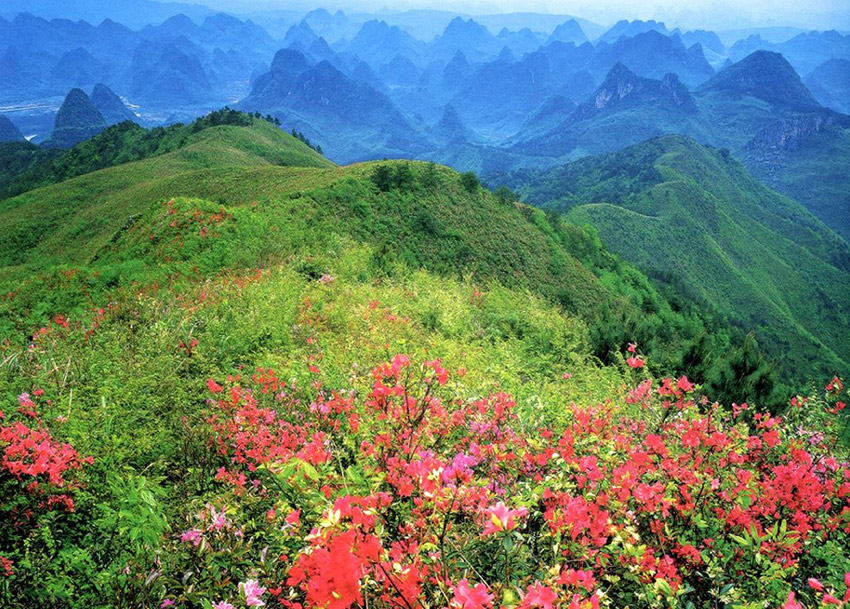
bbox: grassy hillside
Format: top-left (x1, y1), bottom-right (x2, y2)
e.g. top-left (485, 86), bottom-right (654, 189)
top-left (503, 135), bottom-right (850, 384)
top-left (0, 118), bottom-right (784, 405)
top-left (0, 109), bottom-right (333, 200)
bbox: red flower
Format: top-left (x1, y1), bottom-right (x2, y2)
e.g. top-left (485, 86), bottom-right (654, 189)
top-left (626, 356), bottom-right (645, 369)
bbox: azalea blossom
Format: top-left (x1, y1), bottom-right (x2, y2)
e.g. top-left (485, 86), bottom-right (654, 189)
top-left (239, 579), bottom-right (266, 607)
top-left (452, 579), bottom-right (494, 609)
top-left (482, 501), bottom-right (528, 536)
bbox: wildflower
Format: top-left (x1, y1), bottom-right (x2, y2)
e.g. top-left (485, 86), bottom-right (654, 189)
top-left (239, 580), bottom-right (266, 607)
top-left (808, 578), bottom-right (824, 591)
top-left (212, 602), bottom-right (234, 609)
top-left (482, 501), bottom-right (528, 536)
top-left (180, 529), bottom-right (202, 546)
top-left (160, 600), bottom-right (175, 608)
top-left (207, 504), bottom-right (227, 531)
top-left (782, 592), bottom-right (802, 609)
top-left (626, 356), bottom-right (645, 369)
top-left (521, 583), bottom-right (558, 609)
top-left (452, 580), bottom-right (494, 609)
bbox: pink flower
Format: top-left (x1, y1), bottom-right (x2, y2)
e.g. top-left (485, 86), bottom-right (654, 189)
top-left (212, 602), bottom-right (234, 609)
top-left (482, 501), bottom-right (528, 536)
top-left (521, 582), bottom-right (558, 609)
top-left (180, 528), bottom-right (202, 546)
top-left (240, 580), bottom-right (266, 607)
top-left (782, 592), bottom-right (802, 609)
top-left (808, 578), bottom-right (825, 591)
top-left (823, 594), bottom-right (842, 605)
top-left (452, 579), bottom-right (494, 609)
top-left (676, 376), bottom-right (695, 392)
top-left (160, 600), bottom-right (175, 608)
top-left (207, 504), bottom-right (227, 531)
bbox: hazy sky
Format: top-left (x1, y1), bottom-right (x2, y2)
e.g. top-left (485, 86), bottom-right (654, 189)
top-left (209, 0), bottom-right (850, 30)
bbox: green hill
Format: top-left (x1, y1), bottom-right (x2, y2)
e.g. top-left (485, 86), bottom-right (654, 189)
top-left (0, 115), bottom-right (781, 406)
top-left (503, 134), bottom-right (850, 383)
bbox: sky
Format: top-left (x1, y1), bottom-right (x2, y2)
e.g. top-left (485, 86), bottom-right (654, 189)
top-left (206, 0), bottom-right (850, 30)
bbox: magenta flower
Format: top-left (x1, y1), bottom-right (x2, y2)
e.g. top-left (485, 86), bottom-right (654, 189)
top-left (212, 602), bottom-right (234, 609)
top-left (180, 528), bottom-right (202, 546)
top-left (482, 501), bottom-right (528, 536)
top-left (239, 579), bottom-right (266, 607)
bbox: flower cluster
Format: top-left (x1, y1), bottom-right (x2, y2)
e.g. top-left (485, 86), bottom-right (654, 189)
top-left (189, 356), bottom-right (850, 609)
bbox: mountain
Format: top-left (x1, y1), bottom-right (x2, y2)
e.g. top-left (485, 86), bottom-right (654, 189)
top-left (90, 83), bottom-right (137, 125)
top-left (597, 19), bottom-right (670, 43)
top-left (679, 29), bottom-right (725, 55)
top-left (728, 30), bottom-right (850, 77)
top-left (512, 63), bottom-right (700, 157)
top-left (547, 19), bottom-right (588, 45)
top-left (46, 87), bottom-right (107, 148)
top-left (434, 103), bottom-right (471, 143)
top-left (431, 17), bottom-right (500, 62)
top-left (512, 50), bottom-right (844, 157)
top-left (343, 20), bottom-right (424, 67)
top-left (804, 58), bottom-right (850, 114)
top-left (696, 50), bottom-right (821, 111)
top-left (128, 40), bottom-right (213, 107)
top-left (590, 30), bottom-right (715, 87)
top-left (239, 53), bottom-right (430, 163)
top-left (0, 0), bottom-right (214, 30)
top-left (507, 50), bottom-right (850, 239)
top-left (450, 51), bottom-right (553, 134)
top-left (50, 47), bottom-right (104, 90)
top-left (743, 120), bottom-right (850, 243)
top-left (503, 135), bottom-right (850, 382)
top-left (0, 114), bottom-right (25, 143)
top-left (495, 27), bottom-right (543, 56)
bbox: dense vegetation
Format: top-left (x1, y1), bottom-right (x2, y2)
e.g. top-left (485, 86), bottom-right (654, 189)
top-left (0, 115), bottom-right (847, 609)
top-left (0, 109), bottom-right (283, 200)
top-left (497, 135), bottom-right (850, 390)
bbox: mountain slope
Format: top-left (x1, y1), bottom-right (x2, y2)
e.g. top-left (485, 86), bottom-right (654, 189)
top-left (90, 83), bottom-right (137, 125)
top-left (508, 51), bottom-right (850, 240)
top-left (505, 135), bottom-right (850, 382)
top-left (240, 52), bottom-right (430, 163)
top-left (46, 87), bottom-right (107, 148)
top-left (0, 114), bottom-right (25, 143)
top-left (0, 115), bottom-right (781, 406)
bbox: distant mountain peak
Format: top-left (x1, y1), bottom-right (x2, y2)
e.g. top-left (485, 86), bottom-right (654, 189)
top-left (48, 88), bottom-right (107, 148)
top-left (436, 103), bottom-right (470, 143)
top-left (588, 63), bottom-right (696, 113)
top-left (699, 50), bottom-right (821, 111)
top-left (0, 114), bottom-right (25, 143)
top-left (548, 19), bottom-right (588, 45)
top-left (90, 83), bottom-right (136, 126)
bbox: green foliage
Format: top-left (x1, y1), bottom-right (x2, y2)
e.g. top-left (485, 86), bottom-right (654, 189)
top-left (460, 170), bottom-right (480, 193)
top-left (501, 135), bottom-right (850, 390)
top-left (1, 109), bottom-right (329, 201)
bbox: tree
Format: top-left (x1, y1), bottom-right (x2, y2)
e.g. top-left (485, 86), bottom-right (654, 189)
top-left (460, 171), bottom-right (479, 194)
